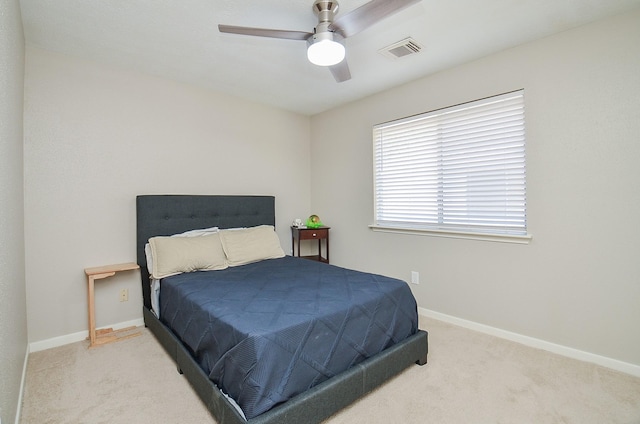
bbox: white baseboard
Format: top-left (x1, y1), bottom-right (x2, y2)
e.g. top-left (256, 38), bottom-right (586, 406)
top-left (419, 307), bottom-right (640, 378)
top-left (28, 318), bottom-right (145, 353)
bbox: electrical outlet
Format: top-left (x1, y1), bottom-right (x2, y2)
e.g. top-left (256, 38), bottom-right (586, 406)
top-left (411, 271), bottom-right (420, 284)
top-left (119, 289), bottom-right (129, 302)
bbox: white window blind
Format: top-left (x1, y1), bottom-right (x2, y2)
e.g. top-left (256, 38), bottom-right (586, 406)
top-left (373, 90), bottom-right (527, 238)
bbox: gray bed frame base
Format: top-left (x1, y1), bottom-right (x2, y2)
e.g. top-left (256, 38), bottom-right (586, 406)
top-left (136, 195), bottom-right (428, 424)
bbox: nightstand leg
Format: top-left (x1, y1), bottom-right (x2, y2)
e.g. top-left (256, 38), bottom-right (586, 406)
top-left (88, 275), bottom-right (96, 346)
top-left (326, 233), bottom-right (329, 263)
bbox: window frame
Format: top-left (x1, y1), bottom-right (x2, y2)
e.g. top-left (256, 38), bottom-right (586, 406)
top-left (371, 90), bottom-right (532, 244)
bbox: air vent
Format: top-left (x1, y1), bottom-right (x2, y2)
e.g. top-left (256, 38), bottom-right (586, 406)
top-left (378, 37), bottom-right (423, 59)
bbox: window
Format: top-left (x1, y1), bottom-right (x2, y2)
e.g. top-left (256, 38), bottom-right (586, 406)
top-left (372, 90), bottom-right (529, 242)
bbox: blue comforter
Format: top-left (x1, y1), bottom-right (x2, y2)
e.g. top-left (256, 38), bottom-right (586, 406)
top-left (160, 256), bottom-right (418, 419)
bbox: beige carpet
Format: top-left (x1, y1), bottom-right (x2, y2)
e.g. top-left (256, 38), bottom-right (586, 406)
top-left (20, 317), bottom-right (640, 424)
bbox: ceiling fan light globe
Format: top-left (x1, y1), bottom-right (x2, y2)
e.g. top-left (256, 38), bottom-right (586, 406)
top-left (307, 39), bottom-right (345, 67)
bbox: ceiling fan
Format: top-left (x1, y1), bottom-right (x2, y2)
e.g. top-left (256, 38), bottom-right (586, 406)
top-left (218, 0), bottom-right (421, 83)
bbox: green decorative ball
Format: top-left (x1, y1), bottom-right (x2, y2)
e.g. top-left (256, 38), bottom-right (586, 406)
top-left (306, 214), bottom-right (323, 228)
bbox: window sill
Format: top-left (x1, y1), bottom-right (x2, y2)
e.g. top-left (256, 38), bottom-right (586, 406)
top-left (369, 225), bottom-right (532, 244)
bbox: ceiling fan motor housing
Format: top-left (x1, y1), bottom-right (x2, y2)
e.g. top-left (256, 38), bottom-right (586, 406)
top-left (307, 30), bottom-right (344, 47)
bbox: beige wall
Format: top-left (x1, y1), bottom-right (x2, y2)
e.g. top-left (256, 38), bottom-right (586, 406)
top-left (311, 10), bottom-right (640, 367)
top-left (0, 0), bottom-right (27, 422)
top-left (23, 47), bottom-right (312, 343)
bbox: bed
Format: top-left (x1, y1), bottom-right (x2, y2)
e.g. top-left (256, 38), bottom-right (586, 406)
top-left (136, 194), bottom-right (428, 424)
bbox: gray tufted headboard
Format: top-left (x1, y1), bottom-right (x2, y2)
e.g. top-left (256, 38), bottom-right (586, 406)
top-left (136, 195), bottom-right (276, 309)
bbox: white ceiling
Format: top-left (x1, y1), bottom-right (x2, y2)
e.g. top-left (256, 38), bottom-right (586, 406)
top-left (19, 0), bottom-right (640, 115)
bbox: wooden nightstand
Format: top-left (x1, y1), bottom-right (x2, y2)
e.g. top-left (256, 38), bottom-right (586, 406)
top-left (291, 226), bottom-right (330, 263)
top-left (84, 262), bottom-right (140, 348)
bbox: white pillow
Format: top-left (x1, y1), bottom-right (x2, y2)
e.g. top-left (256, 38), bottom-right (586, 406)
top-left (148, 232), bottom-right (227, 279)
top-left (219, 225), bottom-right (285, 267)
top-left (175, 226), bottom-right (219, 237)
top-left (145, 226), bottom-right (219, 273)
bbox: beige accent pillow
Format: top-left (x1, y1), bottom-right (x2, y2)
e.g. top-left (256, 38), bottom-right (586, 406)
top-left (144, 226), bottom-right (219, 275)
top-left (148, 232), bottom-right (228, 279)
top-left (219, 225), bottom-right (285, 267)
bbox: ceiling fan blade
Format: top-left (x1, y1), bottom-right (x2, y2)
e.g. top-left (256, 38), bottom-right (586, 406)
top-left (218, 24), bottom-right (312, 41)
top-left (330, 0), bottom-right (421, 38)
top-left (329, 59), bottom-right (351, 83)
